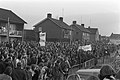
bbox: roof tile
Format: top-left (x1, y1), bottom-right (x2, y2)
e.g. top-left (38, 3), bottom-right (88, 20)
top-left (110, 33), bottom-right (120, 39)
top-left (33, 17), bottom-right (71, 30)
top-left (86, 28), bottom-right (98, 34)
top-left (70, 24), bottom-right (90, 33)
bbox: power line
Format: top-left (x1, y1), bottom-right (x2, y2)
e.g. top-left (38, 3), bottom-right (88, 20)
top-left (81, 16), bottom-right (82, 24)
top-left (62, 8), bottom-right (64, 17)
top-left (90, 16), bottom-right (92, 26)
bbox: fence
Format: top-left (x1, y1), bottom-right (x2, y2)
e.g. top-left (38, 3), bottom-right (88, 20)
top-left (71, 54), bottom-right (115, 70)
top-left (69, 50), bottom-right (118, 76)
top-left (69, 58), bottom-right (96, 74)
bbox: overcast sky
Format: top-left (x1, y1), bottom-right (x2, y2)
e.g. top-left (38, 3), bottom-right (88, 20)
top-left (0, 0), bottom-right (120, 36)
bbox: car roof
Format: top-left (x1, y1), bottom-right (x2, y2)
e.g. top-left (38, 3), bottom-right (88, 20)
top-left (67, 74), bottom-right (81, 80)
top-left (76, 69), bottom-right (100, 75)
top-left (76, 69), bottom-right (100, 80)
top-left (77, 69), bottom-right (100, 73)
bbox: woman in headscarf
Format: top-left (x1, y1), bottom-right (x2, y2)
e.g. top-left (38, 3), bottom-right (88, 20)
top-left (98, 64), bottom-right (116, 80)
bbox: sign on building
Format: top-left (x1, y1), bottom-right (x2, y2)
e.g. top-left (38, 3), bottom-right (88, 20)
top-left (39, 32), bottom-right (46, 46)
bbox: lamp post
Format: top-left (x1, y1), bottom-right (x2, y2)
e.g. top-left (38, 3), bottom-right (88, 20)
top-left (22, 24), bottom-right (24, 43)
top-left (70, 26), bottom-right (72, 44)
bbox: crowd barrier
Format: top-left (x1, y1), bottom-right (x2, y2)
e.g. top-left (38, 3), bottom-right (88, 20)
top-left (69, 51), bottom-right (117, 75)
top-left (72, 58), bottom-right (96, 69)
top-left (71, 53), bottom-right (115, 70)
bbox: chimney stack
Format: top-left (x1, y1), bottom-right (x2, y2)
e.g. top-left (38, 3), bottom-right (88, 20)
top-left (47, 13), bottom-right (52, 18)
top-left (88, 26), bottom-right (90, 28)
top-left (73, 21), bottom-right (76, 24)
top-left (59, 17), bottom-right (63, 22)
top-left (81, 24), bottom-right (84, 27)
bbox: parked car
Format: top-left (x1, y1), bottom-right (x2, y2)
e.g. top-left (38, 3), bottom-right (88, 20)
top-left (67, 74), bottom-right (81, 80)
top-left (67, 69), bottom-right (100, 80)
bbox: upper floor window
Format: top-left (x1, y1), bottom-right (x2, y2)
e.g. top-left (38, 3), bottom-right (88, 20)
top-left (83, 33), bottom-right (85, 36)
top-left (0, 23), bottom-right (7, 32)
top-left (63, 29), bottom-right (70, 38)
top-left (10, 24), bottom-right (16, 30)
top-left (9, 24), bottom-right (16, 35)
top-left (87, 33), bottom-right (89, 37)
top-left (39, 27), bottom-right (42, 32)
top-left (76, 32), bottom-right (79, 34)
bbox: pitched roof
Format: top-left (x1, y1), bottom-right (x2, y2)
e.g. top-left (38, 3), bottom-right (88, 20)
top-left (0, 8), bottom-right (27, 24)
top-left (50, 18), bottom-right (71, 30)
top-left (86, 28), bottom-right (98, 34)
top-left (33, 17), bottom-right (72, 30)
top-left (110, 33), bottom-right (120, 39)
top-left (70, 24), bottom-right (90, 33)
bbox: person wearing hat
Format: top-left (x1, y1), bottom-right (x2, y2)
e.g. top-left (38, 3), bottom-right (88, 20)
top-left (0, 54), bottom-right (5, 74)
top-left (98, 64), bottom-right (116, 80)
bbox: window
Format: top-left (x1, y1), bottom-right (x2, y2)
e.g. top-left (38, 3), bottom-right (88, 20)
top-left (76, 32), bottom-right (79, 34)
top-left (83, 33), bottom-right (86, 36)
top-left (10, 24), bottom-right (16, 30)
top-left (64, 29), bottom-right (69, 38)
top-left (9, 24), bottom-right (16, 35)
top-left (87, 33), bottom-right (89, 37)
top-left (0, 23), bottom-right (7, 32)
top-left (39, 27), bottom-right (42, 32)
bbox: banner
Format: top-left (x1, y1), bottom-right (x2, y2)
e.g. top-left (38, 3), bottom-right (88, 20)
top-left (82, 45), bottom-right (92, 51)
top-left (39, 32), bottom-right (46, 46)
top-left (78, 45), bottom-right (92, 51)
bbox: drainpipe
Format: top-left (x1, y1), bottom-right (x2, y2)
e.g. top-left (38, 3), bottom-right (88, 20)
top-left (7, 17), bottom-right (10, 43)
top-left (22, 24), bottom-right (24, 43)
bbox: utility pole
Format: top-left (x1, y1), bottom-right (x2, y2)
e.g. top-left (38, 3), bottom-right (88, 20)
top-left (90, 16), bottom-right (91, 26)
top-left (7, 17), bottom-right (10, 43)
top-left (81, 16), bottom-right (82, 24)
top-left (22, 24), bottom-right (24, 43)
top-left (62, 8), bottom-right (64, 17)
top-left (70, 26), bottom-right (72, 44)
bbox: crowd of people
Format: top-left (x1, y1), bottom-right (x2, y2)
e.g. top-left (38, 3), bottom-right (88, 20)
top-left (0, 39), bottom-right (119, 80)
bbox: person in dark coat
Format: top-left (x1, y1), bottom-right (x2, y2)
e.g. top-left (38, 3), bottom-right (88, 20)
top-left (53, 61), bottom-right (61, 80)
top-left (60, 57), bottom-right (71, 80)
top-left (0, 55), bottom-right (5, 74)
top-left (11, 62), bottom-right (27, 80)
top-left (31, 64), bottom-right (40, 80)
top-left (25, 66), bottom-right (32, 80)
top-left (0, 66), bottom-right (12, 80)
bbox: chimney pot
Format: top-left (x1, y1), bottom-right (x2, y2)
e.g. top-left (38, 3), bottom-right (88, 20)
top-left (81, 24), bottom-right (84, 27)
top-left (47, 13), bottom-right (52, 18)
top-left (73, 21), bottom-right (76, 24)
top-left (59, 17), bottom-right (63, 22)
